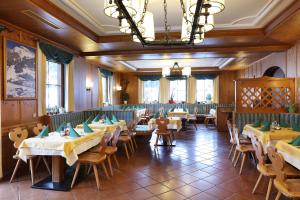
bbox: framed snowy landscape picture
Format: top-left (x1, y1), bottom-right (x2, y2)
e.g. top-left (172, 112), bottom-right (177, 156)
top-left (4, 39), bottom-right (36, 100)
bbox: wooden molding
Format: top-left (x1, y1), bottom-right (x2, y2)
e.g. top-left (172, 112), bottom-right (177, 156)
top-left (81, 44), bottom-right (290, 57)
top-left (29, 0), bottom-right (99, 42)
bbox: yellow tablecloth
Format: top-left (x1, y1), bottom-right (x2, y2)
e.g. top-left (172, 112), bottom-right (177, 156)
top-left (148, 117), bottom-right (182, 132)
top-left (168, 111), bottom-right (188, 118)
top-left (276, 140), bottom-right (300, 170)
top-left (18, 129), bottom-right (104, 166)
top-left (76, 120), bottom-right (127, 132)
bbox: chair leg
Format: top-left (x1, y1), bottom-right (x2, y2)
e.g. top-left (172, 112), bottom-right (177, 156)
top-left (252, 173), bottom-right (263, 194)
top-left (93, 164), bottom-right (101, 190)
top-left (133, 136), bottom-right (138, 149)
top-left (113, 154), bottom-right (120, 169)
top-left (228, 144), bottom-right (234, 159)
top-left (265, 178), bottom-right (273, 200)
top-left (124, 143), bottom-right (130, 160)
top-left (42, 156), bottom-right (51, 175)
top-left (71, 163), bottom-right (80, 188)
top-left (275, 192), bottom-right (281, 200)
top-left (129, 139), bottom-right (135, 153)
top-left (155, 134), bottom-right (159, 146)
top-left (239, 153), bottom-right (247, 175)
top-left (232, 148), bottom-right (237, 163)
top-left (234, 152), bottom-right (241, 167)
top-left (10, 159), bottom-right (21, 183)
top-left (29, 158), bottom-right (35, 185)
top-left (107, 155), bottom-right (113, 176)
top-left (101, 162), bottom-right (109, 179)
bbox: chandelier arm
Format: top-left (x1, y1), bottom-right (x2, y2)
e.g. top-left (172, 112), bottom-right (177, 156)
top-left (163, 0), bottom-right (170, 41)
top-left (189, 0), bottom-right (204, 44)
top-left (114, 0), bottom-right (147, 45)
top-left (180, 0), bottom-right (189, 23)
top-left (137, 0), bottom-right (149, 24)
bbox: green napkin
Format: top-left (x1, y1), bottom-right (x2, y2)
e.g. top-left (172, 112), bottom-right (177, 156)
top-left (262, 121), bottom-right (270, 127)
top-left (184, 107), bottom-right (188, 112)
top-left (154, 112), bottom-right (160, 118)
top-left (111, 114), bottom-right (119, 122)
top-left (83, 122), bottom-right (93, 133)
top-left (289, 136), bottom-right (300, 146)
top-left (69, 127), bottom-right (81, 138)
top-left (56, 122), bottom-right (66, 132)
top-left (85, 115), bottom-right (93, 124)
top-left (92, 113), bottom-right (101, 122)
top-left (292, 124), bottom-right (300, 132)
top-left (260, 125), bottom-right (270, 132)
top-left (252, 121), bottom-right (261, 128)
top-left (280, 121), bottom-right (289, 128)
top-left (38, 126), bottom-right (49, 138)
top-left (105, 117), bottom-right (113, 125)
top-left (170, 107), bottom-right (175, 112)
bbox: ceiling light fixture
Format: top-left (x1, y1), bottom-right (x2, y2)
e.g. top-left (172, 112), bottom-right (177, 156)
top-left (104, 0), bottom-right (225, 46)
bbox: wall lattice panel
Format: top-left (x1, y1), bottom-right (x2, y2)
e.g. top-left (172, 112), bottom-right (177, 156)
top-left (235, 77), bottom-right (295, 113)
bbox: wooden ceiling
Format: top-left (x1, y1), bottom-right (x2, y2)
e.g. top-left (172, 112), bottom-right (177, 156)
top-left (0, 0), bottom-right (300, 72)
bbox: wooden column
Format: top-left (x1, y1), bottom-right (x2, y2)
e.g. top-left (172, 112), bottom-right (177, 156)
top-left (52, 156), bottom-right (65, 182)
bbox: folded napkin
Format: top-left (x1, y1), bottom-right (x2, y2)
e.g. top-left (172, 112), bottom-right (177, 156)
top-left (292, 124), bottom-right (300, 132)
top-left (279, 121), bottom-right (289, 128)
top-left (184, 108), bottom-right (188, 112)
top-left (111, 114), bottom-right (119, 122)
top-left (38, 126), bottom-right (49, 138)
top-left (262, 121), bottom-right (270, 127)
top-left (170, 107), bottom-right (175, 112)
top-left (83, 122), bottom-right (93, 133)
top-left (289, 136), bottom-right (300, 146)
top-left (154, 112), bottom-right (160, 118)
top-left (92, 113), bottom-right (101, 122)
top-left (105, 117), bottom-right (113, 125)
top-left (260, 125), bottom-right (270, 132)
top-left (69, 127), bottom-right (81, 138)
top-left (56, 122), bottom-right (66, 132)
top-left (85, 115), bottom-right (93, 124)
top-left (252, 121), bottom-right (261, 128)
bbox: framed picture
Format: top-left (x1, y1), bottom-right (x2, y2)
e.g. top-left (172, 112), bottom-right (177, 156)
top-left (4, 39), bottom-right (37, 100)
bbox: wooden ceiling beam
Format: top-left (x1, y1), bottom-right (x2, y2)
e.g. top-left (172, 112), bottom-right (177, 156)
top-left (28, 0), bottom-right (99, 42)
top-left (98, 29), bottom-right (265, 43)
top-left (81, 44), bottom-right (290, 56)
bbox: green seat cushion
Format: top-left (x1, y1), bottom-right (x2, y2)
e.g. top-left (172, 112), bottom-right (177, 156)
top-left (92, 113), bottom-right (101, 122)
top-left (260, 125), bottom-right (270, 132)
top-left (85, 115), bottom-right (94, 124)
top-left (292, 124), bottom-right (300, 132)
top-left (280, 121), bottom-right (289, 128)
top-left (252, 121), bottom-right (261, 128)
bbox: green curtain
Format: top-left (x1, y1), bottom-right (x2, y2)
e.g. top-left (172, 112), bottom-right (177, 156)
top-left (138, 75), bottom-right (161, 81)
top-left (192, 74), bottom-right (218, 80)
top-left (100, 68), bottom-right (113, 77)
top-left (39, 42), bottom-right (73, 64)
top-left (166, 75), bottom-right (188, 81)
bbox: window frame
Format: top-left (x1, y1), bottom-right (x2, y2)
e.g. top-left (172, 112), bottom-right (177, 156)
top-left (196, 79), bottom-right (214, 102)
top-left (143, 80), bottom-right (160, 103)
top-left (169, 79), bottom-right (187, 102)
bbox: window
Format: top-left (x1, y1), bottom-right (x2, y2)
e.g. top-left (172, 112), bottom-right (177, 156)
top-left (196, 79), bottom-right (214, 102)
top-left (102, 76), bottom-right (111, 104)
top-left (143, 80), bottom-right (159, 103)
top-left (170, 80), bottom-right (187, 102)
top-left (46, 61), bottom-right (64, 108)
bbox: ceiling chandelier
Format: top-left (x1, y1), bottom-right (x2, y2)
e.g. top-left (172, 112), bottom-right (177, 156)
top-left (162, 62), bottom-right (191, 79)
top-left (104, 0), bottom-right (225, 46)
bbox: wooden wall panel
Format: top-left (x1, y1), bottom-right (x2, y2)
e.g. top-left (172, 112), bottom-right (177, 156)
top-left (112, 72), bottom-right (121, 105)
top-left (287, 46), bottom-right (297, 77)
top-left (124, 74), bottom-right (139, 105)
top-left (218, 71), bottom-right (237, 104)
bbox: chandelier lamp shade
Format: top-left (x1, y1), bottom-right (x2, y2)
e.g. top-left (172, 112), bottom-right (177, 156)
top-left (162, 62), bottom-right (191, 79)
top-left (104, 0), bottom-right (225, 46)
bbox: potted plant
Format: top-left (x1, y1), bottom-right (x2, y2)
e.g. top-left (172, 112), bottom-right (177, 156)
top-left (287, 103), bottom-right (296, 113)
top-left (121, 78), bottom-right (129, 104)
top-left (206, 93), bottom-right (212, 103)
top-left (169, 93), bottom-right (175, 104)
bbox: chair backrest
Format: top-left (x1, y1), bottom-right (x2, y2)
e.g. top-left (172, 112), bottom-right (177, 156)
top-left (227, 120), bottom-right (234, 142)
top-left (9, 128), bottom-right (29, 149)
top-left (156, 117), bottom-right (169, 134)
top-left (267, 146), bottom-right (286, 182)
top-left (251, 136), bottom-right (265, 165)
top-left (32, 123), bottom-right (45, 136)
top-left (97, 132), bottom-right (112, 155)
top-left (209, 109), bottom-right (216, 116)
top-left (233, 126), bottom-right (240, 146)
top-left (112, 126), bottom-right (122, 147)
top-left (126, 120), bottom-right (136, 136)
top-left (194, 107), bottom-right (198, 114)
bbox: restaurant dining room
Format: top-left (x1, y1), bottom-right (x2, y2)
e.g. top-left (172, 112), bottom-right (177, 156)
top-left (1, 0), bottom-right (300, 199)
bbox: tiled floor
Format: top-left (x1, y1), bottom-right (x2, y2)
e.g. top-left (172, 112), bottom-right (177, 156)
top-left (0, 124), bottom-right (289, 200)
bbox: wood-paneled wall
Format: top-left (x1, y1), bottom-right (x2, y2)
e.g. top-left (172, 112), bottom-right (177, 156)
top-left (122, 74), bottom-right (139, 104)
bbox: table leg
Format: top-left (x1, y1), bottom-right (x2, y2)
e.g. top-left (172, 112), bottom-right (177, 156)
top-left (52, 156), bottom-right (65, 182)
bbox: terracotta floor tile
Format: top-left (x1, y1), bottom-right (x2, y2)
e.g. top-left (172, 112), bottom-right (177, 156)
top-left (161, 178), bottom-right (186, 189)
top-left (175, 185), bottom-right (202, 197)
top-left (157, 190), bottom-right (186, 200)
top-left (127, 188), bottom-right (154, 200)
top-left (145, 184), bottom-right (170, 195)
top-left (205, 186), bottom-right (234, 199)
top-left (190, 192), bottom-right (219, 200)
top-left (189, 179), bottom-right (215, 191)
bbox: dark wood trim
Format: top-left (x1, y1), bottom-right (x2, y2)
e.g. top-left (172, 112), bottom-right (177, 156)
top-left (97, 29), bottom-right (265, 43)
top-left (28, 0), bottom-right (99, 42)
top-left (264, 1), bottom-right (300, 35)
top-left (61, 63), bottom-right (65, 108)
top-left (81, 44), bottom-right (290, 56)
top-left (135, 67), bottom-right (219, 72)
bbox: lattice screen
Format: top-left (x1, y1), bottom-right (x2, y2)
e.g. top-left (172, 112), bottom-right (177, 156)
top-left (235, 77), bottom-right (295, 113)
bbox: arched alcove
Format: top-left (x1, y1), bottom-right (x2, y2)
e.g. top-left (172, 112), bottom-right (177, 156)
top-left (263, 66), bottom-right (285, 78)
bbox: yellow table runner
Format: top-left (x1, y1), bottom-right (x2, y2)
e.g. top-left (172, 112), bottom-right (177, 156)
top-left (243, 124), bottom-right (300, 145)
top-left (76, 121), bottom-right (125, 132)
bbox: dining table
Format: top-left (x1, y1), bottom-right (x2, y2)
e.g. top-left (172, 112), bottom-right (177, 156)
top-left (18, 128), bottom-right (105, 191)
top-left (276, 140), bottom-right (300, 170)
top-left (242, 124), bottom-right (300, 152)
top-left (76, 120), bottom-right (127, 131)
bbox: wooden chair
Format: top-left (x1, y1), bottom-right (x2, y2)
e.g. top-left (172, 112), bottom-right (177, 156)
top-left (227, 121), bottom-right (251, 160)
top-left (204, 109), bottom-right (216, 127)
top-left (188, 107), bottom-right (198, 130)
top-left (118, 121), bottom-right (135, 160)
top-left (267, 146), bottom-right (300, 200)
top-left (233, 126), bottom-right (255, 174)
top-left (71, 132), bottom-right (111, 190)
top-left (32, 123), bottom-right (51, 173)
top-left (9, 127), bottom-right (50, 184)
top-left (154, 117), bottom-right (172, 147)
